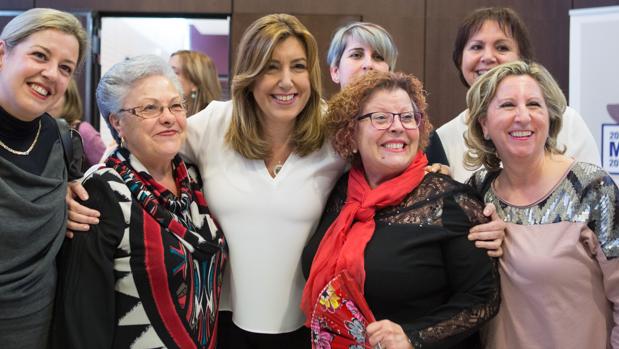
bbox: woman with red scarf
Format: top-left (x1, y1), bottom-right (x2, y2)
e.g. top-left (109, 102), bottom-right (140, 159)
top-left (302, 71), bottom-right (498, 349)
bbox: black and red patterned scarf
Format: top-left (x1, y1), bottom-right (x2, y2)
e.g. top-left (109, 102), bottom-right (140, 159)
top-left (106, 147), bottom-right (226, 349)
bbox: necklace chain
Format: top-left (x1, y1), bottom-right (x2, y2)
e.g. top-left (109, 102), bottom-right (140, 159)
top-left (0, 119), bottom-right (42, 156)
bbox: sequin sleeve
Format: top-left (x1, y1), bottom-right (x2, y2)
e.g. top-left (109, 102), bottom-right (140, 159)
top-left (582, 169), bottom-right (619, 259)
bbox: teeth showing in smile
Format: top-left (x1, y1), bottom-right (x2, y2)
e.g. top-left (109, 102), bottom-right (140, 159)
top-left (274, 94), bottom-right (294, 101)
top-left (510, 130), bottom-right (532, 137)
top-left (384, 143), bottom-right (404, 149)
top-left (29, 83), bottom-right (49, 96)
top-left (476, 70), bottom-right (488, 77)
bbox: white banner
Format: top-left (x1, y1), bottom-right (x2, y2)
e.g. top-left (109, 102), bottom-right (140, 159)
top-left (570, 6), bottom-right (619, 182)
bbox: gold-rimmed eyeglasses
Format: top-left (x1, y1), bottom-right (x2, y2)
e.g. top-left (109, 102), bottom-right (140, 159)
top-left (118, 102), bottom-right (187, 119)
top-left (356, 111), bottom-right (423, 130)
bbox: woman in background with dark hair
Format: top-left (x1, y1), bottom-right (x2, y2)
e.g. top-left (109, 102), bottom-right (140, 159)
top-left (437, 7), bottom-right (599, 182)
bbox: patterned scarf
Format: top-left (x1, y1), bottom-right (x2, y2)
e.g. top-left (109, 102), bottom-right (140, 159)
top-left (106, 147), bottom-right (226, 348)
top-left (106, 148), bottom-right (214, 249)
top-left (301, 150), bottom-right (428, 324)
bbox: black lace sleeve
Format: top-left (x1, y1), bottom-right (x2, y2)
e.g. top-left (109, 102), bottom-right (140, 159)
top-left (399, 175), bottom-right (500, 348)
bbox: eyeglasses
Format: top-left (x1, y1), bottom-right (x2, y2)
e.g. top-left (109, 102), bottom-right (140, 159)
top-left (118, 102), bottom-right (186, 119)
top-left (356, 111), bottom-right (423, 130)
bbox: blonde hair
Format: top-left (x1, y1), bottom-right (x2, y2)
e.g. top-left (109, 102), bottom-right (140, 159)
top-left (170, 50), bottom-right (222, 115)
top-left (0, 8), bottom-right (89, 69)
top-left (59, 79), bottom-right (83, 126)
top-left (464, 61), bottom-right (566, 171)
top-left (225, 13), bottom-right (325, 159)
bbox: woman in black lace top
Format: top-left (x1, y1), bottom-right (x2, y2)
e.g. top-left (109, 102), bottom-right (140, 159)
top-left (301, 71), bottom-right (499, 349)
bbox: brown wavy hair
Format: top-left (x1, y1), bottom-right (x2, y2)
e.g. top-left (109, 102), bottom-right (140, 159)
top-left (225, 14), bottom-right (324, 159)
top-left (170, 50), bottom-right (222, 115)
top-left (327, 71), bottom-right (432, 163)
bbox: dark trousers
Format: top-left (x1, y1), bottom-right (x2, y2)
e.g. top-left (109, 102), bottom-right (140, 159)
top-left (217, 311), bottom-right (311, 349)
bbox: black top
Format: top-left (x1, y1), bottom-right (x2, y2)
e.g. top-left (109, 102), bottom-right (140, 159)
top-left (302, 173), bottom-right (499, 349)
top-left (0, 106), bottom-right (58, 175)
top-left (426, 131), bottom-right (449, 166)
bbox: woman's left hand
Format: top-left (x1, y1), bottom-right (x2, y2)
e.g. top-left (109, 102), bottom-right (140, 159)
top-left (367, 320), bottom-right (414, 349)
top-left (424, 163), bottom-right (450, 176)
top-left (468, 203), bottom-right (505, 257)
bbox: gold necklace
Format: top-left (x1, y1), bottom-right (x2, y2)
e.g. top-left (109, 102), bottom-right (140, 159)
top-left (0, 119), bottom-right (42, 156)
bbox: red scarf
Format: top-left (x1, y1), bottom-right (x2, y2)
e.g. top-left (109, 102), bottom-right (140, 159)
top-left (301, 151), bottom-right (428, 325)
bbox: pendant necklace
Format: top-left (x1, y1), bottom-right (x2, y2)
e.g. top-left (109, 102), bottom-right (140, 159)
top-left (0, 119), bottom-right (42, 156)
top-left (273, 161), bottom-right (284, 176)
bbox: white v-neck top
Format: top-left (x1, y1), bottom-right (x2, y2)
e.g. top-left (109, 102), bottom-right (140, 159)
top-left (182, 101), bottom-right (346, 333)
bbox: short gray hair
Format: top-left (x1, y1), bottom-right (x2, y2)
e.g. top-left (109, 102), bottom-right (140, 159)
top-left (96, 55), bottom-right (182, 143)
top-left (0, 8), bottom-right (89, 69)
top-left (327, 22), bottom-right (398, 70)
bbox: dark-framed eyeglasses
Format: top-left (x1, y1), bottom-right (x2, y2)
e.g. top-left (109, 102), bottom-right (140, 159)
top-left (356, 111), bottom-right (423, 130)
top-left (118, 102), bottom-right (187, 119)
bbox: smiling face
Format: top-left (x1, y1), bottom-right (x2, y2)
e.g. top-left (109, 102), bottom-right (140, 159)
top-left (480, 74), bottom-right (549, 165)
top-left (0, 29), bottom-right (78, 121)
top-left (252, 36), bottom-right (310, 127)
top-left (110, 75), bottom-right (187, 167)
top-left (355, 88), bottom-right (419, 188)
top-left (461, 20), bottom-right (520, 87)
top-left (331, 36), bottom-right (390, 88)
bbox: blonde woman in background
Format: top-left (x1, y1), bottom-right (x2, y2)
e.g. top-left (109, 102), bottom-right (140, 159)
top-left (170, 50), bottom-right (222, 115)
top-left (48, 78), bottom-right (105, 167)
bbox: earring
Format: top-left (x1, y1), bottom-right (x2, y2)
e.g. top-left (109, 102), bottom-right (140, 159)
top-left (352, 149), bottom-right (358, 154)
top-left (190, 90), bottom-right (197, 100)
top-left (120, 136), bottom-right (126, 148)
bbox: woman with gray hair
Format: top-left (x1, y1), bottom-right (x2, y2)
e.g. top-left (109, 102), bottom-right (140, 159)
top-left (465, 61), bottom-right (619, 348)
top-left (0, 8), bottom-right (87, 348)
top-left (52, 55), bottom-right (227, 349)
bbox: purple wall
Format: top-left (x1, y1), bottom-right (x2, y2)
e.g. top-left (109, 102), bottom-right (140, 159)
top-left (189, 25), bottom-right (229, 77)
